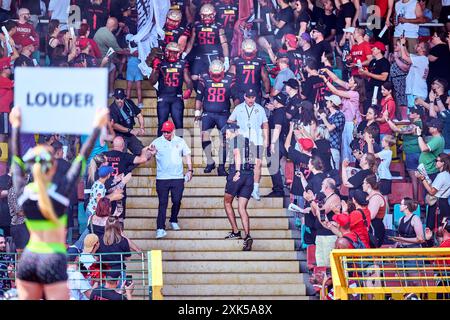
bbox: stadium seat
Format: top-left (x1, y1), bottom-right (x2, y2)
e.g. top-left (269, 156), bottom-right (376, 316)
top-left (388, 182), bottom-right (413, 205)
top-left (389, 161), bottom-right (405, 179)
top-left (392, 204), bottom-right (421, 229)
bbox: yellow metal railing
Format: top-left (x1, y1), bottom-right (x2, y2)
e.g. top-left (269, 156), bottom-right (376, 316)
top-left (147, 250), bottom-right (163, 300)
top-left (330, 248), bottom-right (450, 300)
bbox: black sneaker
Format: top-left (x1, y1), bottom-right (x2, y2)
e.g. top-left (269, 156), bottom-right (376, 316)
top-left (204, 162), bottom-right (216, 173)
top-left (225, 231), bottom-right (242, 239)
top-left (242, 235), bottom-right (253, 251)
top-left (263, 191), bottom-right (285, 198)
top-left (217, 165), bottom-right (228, 176)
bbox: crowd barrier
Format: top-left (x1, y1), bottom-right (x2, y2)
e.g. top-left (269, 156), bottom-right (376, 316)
top-left (0, 250), bottom-right (163, 300)
top-left (330, 248), bottom-right (450, 300)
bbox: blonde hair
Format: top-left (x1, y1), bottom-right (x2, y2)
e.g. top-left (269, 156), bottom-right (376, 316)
top-left (103, 216), bottom-right (123, 246)
top-left (383, 135), bottom-right (396, 147)
top-left (32, 162), bottom-right (58, 223)
top-left (87, 154), bottom-right (107, 184)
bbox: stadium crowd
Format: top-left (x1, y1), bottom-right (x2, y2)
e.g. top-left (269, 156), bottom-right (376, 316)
top-left (0, 0), bottom-right (448, 300)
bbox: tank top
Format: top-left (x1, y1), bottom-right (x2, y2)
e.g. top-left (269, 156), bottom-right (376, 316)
top-left (394, 0), bottom-right (420, 38)
top-left (398, 215), bottom-right (417, 238)
top-left (368, 192), bottom-right (386, 219)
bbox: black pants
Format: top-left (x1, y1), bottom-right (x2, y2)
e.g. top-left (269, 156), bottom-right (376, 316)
top-left (123, 134), bottom-right (145, 155)
top-left (426, 198), bottom-right (450, 230)
top-left (157, 96), bottom-right (184, 137)
top-left (266, 142), bottom-right (285, 193)
top-left (156, 179), bottom-right (185, 230)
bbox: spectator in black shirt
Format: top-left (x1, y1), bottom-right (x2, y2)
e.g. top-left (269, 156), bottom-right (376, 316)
top-left (313, 0), bottom-right (337, 41)
top-left (90, 270), bottom-right (134, 300)
top-left (285, 78), bottom-right (302, 120)
top-left (270, 0), bottom-right (296, 46)
top-left (313, 124), bottom-right (332, 173)
top-left (265, 93), bottom-right (289, 197)
top-left (335, 0), bottom-right (356, 38)
top-left (81, 0), bottom-right (109, 37)
top-left (302, 58), bottom-right (329, 108)
top-left (358, 42), bottom-right (390, 111)
top-left (290, 0), bottom-right (310, 35)
top-left (342, 152), bottom-right (378, 198)
top-left (108, 88), bottom-right (145, 155)
top-left (310, 24), bottom-right (333, 67)
top-left (14, 37), bottom-right (35, 67)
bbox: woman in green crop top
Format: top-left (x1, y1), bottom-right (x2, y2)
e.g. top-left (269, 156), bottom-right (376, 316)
top-left (9, 106), bottom-right (109, 300)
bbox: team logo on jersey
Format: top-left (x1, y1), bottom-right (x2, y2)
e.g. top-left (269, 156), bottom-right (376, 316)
top-left (224, 10), bottom-right (235, 14)
top-left (171, 5), bottom-right (180, 9)
top-left (166, 31), bottom-right (173, 36)
top-left (167, 68), bottom-right (178, 73)
top-left (202, 28), bottom-right (213, 32)
top-left (243, 65), bottom-right (255, 69)
top-left (212, 83), bottom-right (224, 87)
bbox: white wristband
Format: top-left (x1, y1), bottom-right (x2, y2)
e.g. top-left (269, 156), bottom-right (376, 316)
top-left (195, 110), bottom-right (202, 117)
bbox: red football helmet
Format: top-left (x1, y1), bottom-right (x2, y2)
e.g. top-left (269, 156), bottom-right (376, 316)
top-left (165, 42), bottom-right (181, 62)
top-left (165, 9), bottom-right (182, 30)
top-left (200, 4), bottom-right (216, 25)
top-left (241, 38), bottom-right (257, 61)
top-left (209, 59), bottom-right (225, 82)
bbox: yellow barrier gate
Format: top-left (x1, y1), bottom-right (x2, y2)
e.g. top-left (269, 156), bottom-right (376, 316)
top-left (330, 248), bottom-right (450, 300)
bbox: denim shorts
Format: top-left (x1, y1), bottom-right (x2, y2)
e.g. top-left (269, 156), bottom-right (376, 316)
top-left (405, 152), bottom-right (420, 171)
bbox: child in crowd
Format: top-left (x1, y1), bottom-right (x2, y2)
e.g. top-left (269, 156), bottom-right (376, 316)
top-left (125, 35), bottom-right (143, 109)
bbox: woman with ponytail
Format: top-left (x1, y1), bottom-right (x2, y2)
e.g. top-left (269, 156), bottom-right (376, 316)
top-left (9, 106), bottom-right (109, 300)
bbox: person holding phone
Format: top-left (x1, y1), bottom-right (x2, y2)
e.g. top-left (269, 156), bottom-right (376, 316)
top-left (309, 178), bottom-right (341, 267)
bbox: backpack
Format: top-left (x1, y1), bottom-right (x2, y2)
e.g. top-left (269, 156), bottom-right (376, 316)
top-left (357, 208), bottom-right (380, 248)
top-left (343, 233), bottom-right (366, 249)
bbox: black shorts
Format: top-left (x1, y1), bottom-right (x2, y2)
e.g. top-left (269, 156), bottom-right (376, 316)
top-left (201, 112), bottom-right (229, 132)
top-left (10, 224), bottom-right (30, 250)
top-left (17, 250), bottom-right (68, 284)
top-left (0, 112), bottom-right (9, 135)
top-left (122, 134), bottom-right (144, 156)
top-left (225, 172), bottom-right (254, 199)
top-left (379, 179), bottom-right (392, 196)
top-left (439, 6), bottom-right (450, 23)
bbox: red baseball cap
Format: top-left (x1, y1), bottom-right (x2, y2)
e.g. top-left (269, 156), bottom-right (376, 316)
top-left (298, 138), bottom-right (314, 151)
top-left (161, 121), bottom-right (175, 133)
top-left (0, 57), bottom-right (11, 70)
top-left (285, 34), bottom-right (298, 47)
top-left (371, 41), bottom-right (386, 53)
top-left (78, 38), bottom-right (90, 50)
top-left (21, 37), bottom-right (35, 48)
top-left (332, 214), bottom-right (350, 227)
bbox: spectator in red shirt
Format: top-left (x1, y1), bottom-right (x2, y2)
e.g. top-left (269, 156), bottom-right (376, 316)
top-left (349, 27), bottom-right (372, 77)
top-left (340, 190), bottom-right (372, 248)
top-left (0, 57), bottom-right (14, 142)
top-left (377, 81), bottom-right (396, 137)
top-left (328, 213), bottom-right (364, 249)
top-left (77, 23), bottom-right (102, 59)
top-left (13, 8), bottom-right (40, 50)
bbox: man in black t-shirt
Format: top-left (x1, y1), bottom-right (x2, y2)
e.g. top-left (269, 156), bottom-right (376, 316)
top-left (90, 271), bottom-right (134, 300)
top-left (108, 88), bottom-right (145, 155)
top-left (311, 0), bottom-right (337, 41)
top-left (14, 37), bottom-right (35, 68)
top-left (284, 78), bottom-right (303, 120)
top-left (309, 24), bottom-right (332, 68)
top-left (358, 42), bottom-right (390, 112)
top-left (269, 0), bottom-right (295, 48)
top-left (104, 136), bottom-right (151, 220)
top-left (81, 0), bottom-right (109, 37)
top-left (302, 58), bottom-right (329, 108)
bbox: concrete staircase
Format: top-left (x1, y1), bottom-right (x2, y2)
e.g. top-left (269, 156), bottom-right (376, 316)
top-left (117, 80), bottom-right (311, 300)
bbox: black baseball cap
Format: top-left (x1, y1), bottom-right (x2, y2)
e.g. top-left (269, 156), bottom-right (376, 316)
top-left (410, 106), bottom-right (424, 116)
top-left (284, 78), bottom-right (299, 90)
top-left (276, 51), bottom-right (289, 59)
top-left (312, 24), bottom-right (326, 35)
top-left (114, 88), bottom-right (127, 100)
top-left (105, 270), bottom-right (122, 280)
top-left (245, 88), bottom-right (257, 97)
top-left (274, 93), bottom-right (287, 105)
top-left (351, 190), bottom-right (369, 206)
top-left (427, 118), bottom-right (443, 131)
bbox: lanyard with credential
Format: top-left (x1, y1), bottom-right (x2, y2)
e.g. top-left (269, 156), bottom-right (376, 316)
top-left (244, 104), bottom-right (255, 131)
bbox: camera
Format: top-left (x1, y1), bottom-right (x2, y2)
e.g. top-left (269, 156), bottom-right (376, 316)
top-left (319, 209), bottom-right (326, 222)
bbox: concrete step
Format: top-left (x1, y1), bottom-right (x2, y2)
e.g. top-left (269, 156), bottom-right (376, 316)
top-left (126, 186), bottom-right (273, 196)
top-left (163, 273), bottom-right (304, 285)
top-left (161, 251), bottom-right (303, 261)
top-left (132, 167), bottom-right (272, 177)
top-left (126, 208), bottom-right (292, 218)
top-left (163, 261), bottom-right (300, 273)
top-left (124, 230), bottom-right (300, 240)
top-left (125, 218), bottom-right (288, 230)
top-left (132, 239), bottom-right (295, 251)
top-left (162, 284), bottom-right (305, 296)
top-left (164, 295), bottom-right (310, 300)
top-left (127, 176), bottom-right (274, 189)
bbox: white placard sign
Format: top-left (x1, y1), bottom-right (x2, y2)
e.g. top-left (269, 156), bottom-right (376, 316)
top-left (15, 67), bottom-right (108, 135)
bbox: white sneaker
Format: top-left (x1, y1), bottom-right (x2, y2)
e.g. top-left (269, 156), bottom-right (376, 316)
top-left (156, 229), bottom-right (167, 239)
top-left (138, 103), bottom-right (144, 109)
top-left (170, 222), bottom-right (181, 230)
top-left (251, 189), bottom-right (261, 201)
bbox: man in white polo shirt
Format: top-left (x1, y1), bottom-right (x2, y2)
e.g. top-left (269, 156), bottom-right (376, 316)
top-left (149, 121), bottom-right (193, 239)
top-left (228, 88), bottom-right (269, 200)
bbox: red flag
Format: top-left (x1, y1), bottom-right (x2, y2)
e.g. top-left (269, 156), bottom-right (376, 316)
top-left (230, 0), bottom-right (253, 57)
